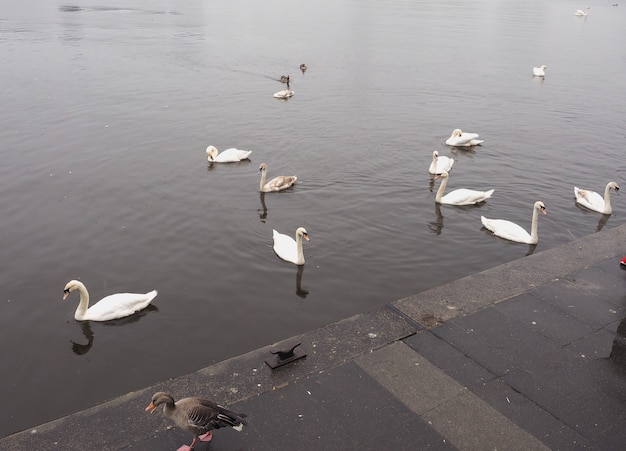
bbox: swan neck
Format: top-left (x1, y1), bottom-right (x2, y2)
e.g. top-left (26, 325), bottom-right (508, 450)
top-left (529, 206), bottom-right (540, 243)
top-left (74, 284), bottom-right (90, 320)
top-left (259, 169), bottom-right (266, 191)
top-left (435, 176), bottom-right (448, 203)
top-left (296, 233), bottom-right (305, 264)
top-left (603, 184), bottom-right (612, 211)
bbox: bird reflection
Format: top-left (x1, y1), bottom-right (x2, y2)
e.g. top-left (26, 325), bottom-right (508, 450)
top-left (69, 304), bottom-right (158, 355)
top-left (296, 265), bottom-right (309, 298)
top-left (480, 229), bottom-right (538, 256)
top-left (428, 202), bottom-right (444, 235)
top-left (525, 244), bottom-right (537, 256)
top-left (428, 176), bottom-right (436, 192)
top-left (71, 321), bottom-right (94, 355)
top-left (258, 192), bottom-right (268, 222)
top-left (574, 201), bottom-right (612, 232)
top-left (596, 214), bottom-right (610, 232)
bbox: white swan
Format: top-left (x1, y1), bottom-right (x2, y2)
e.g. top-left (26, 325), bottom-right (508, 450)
top-left (445, 129), bottom-right (483, 147)
top-left (429, 150), bottom-right (454, 175)
top-left (259, 162), bottom-right (297, 192)
top-left (273, 89), bottom-right (294, 99)
top-left (481, 201), bottom-right (547, 244)
top-left (533, 65), bottom-right (547, 77)
top-left (206, 145), bottom-right (252, 163)
top-left (574, 6), bottom-right (590, 16)
top-left (574, 181), bottom-right (619, 214)
top-left (273, 227), bottom-right (310, 265)
top-left (435, 171), bottom-right (494, 205)
top-left (63, 280), bottom-right (157, 321)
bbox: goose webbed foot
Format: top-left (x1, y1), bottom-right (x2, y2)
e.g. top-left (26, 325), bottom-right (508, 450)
top-left (199, 431), bottom-right (213, 442)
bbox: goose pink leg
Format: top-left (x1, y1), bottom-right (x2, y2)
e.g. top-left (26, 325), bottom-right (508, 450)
top-left (176, 431), bottom-right (212, 451)
top-left (199, 431), bottom-right (213, 442)
top-left (177, 437), bottom-right (196, 451)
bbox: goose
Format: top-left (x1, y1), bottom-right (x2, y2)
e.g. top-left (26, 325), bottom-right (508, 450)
top-left (428, 150), bottom-right (454, 175)
top-left (273, 227), bottom-right (309, 265)
top-left (146, 392), bottom-right (247, 451)
top-left (445, 129), bottom-right (484, 147)
top-left (574, 6), bottom-right (590, 15)
top-left (300, 63), bottom-right (307, 72)
top-left (533, 65), bottom-right (547, 77)
top-left (279, 75), bottom-right (290, 83)
top-left (481, 201), bottom-right (547, 244)
top-left (206, 145), bottom-right (252, 163)
top-left (574, 181), bottom-right (619, 214)
top-left (273, 89), bottom-right (294, 99)
top-left (259, 162), bottom-right (297, 192)
top-left (63, 280), bottom-right (157, 321)
top-left (435, 171), bottom-right (494, 205)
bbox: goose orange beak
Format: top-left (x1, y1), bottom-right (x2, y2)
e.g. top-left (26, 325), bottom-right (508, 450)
top-left (145, 402), bottom-right (157, 413)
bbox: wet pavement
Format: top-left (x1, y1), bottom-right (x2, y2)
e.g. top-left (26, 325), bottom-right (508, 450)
top-left (3, 224), bottom-right (626, 450)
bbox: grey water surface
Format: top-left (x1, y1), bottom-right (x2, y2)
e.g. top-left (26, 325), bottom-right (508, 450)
top-left (1, 0), bottom-right (625, 436)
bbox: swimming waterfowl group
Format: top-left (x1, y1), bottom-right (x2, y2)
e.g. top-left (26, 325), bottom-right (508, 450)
top-left (53, 27), bottom-right (621, 448)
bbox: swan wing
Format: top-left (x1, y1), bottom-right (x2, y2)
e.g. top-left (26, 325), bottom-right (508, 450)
top-left (574, 187), bottom-right (605, 212)
top-left (84, 291), bottom-right (158, 321)
top-left (481, 216), bottom-right (531, 243)
top-left (264, 176), bottom-right (297, 192)
top-left (214, 148), bottom-right (252, 163)
top-left (442, 189), bottom-right (494, 205)
top-left (436, 157), bottom-right (454, 173)
top-left (273, 230), bottom-right (298, 263)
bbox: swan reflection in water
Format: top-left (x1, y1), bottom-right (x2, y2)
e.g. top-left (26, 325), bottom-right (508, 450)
top-left (574, 201), bottom-right (612, 232)
top-left (258, 192), bottom-right (268, 222)
top-left (479, 229), bottom-right (538, 256)
top-left (428, 203), bottom-right (444, 235)
top-left (596, 214), bottom-right (611, 232)
top-left (429, 196), bottom-right (492, 236)
top-left (296, 265), bottom-right (309, 299)
top-left (70, 304), bottom-right (158, 355)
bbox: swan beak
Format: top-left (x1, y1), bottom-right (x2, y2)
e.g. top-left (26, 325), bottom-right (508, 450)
top-left (541, 208), bottom-right (547, 215)
top-left (145, 402), bottom-right (158, 413)
top-left (303, 233), bottom-right (310, 241)
top-left (63, 289), bottom-right (70, 300)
